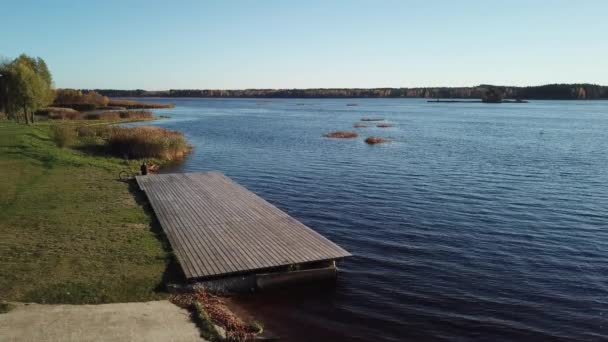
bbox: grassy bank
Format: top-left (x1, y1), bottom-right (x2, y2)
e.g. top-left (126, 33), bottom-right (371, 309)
top-left (0, 121), bottom-right (178, 304)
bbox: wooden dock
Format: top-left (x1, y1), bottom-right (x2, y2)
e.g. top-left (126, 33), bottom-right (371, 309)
top-left (136, 172), bottom-right (351, 280)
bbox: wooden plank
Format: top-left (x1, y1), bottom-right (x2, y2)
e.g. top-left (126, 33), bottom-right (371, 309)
top-left (136, 172), bottom-right (351, 279)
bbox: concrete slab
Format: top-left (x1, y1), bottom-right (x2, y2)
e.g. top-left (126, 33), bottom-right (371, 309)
top-left (0, 301), bottom-right (206, 342)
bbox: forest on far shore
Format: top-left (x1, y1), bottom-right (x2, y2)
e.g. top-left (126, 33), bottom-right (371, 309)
top-left (92, 84), bottom-right (608, 100)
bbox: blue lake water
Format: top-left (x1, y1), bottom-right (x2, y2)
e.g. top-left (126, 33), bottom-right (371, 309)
top-left (131, 98), bottom-right (608, 341)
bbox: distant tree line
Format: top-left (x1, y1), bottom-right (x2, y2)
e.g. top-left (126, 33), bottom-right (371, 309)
top-left (93, 84), bottom-right (608, 100)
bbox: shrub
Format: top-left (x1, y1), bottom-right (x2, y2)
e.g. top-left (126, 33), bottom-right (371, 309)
top-left (365, 136), bottom-right (389, 144)
top-left (105, 126), bottom-right (190, 160)
top-left (0, 302), bottom-right (15, 314)
top-left (50, 125), bottom-right (77, 148)
top-left (323, 131), bottom-right (358, 138)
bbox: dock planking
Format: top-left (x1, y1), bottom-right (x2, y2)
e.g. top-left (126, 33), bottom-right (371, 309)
top-left (136, 172), bottom-right (351, 280)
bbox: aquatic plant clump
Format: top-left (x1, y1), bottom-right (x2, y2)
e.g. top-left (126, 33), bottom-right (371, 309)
top-left (365, 136), bottom-right (389, 144)
top-left (376, 124), bottom-right (394, 128)
top-left (323, 131), bottom-right (359, 138)
top-left (361, 118), bottom-right (384, 122)
top-left (353, 123), bottom-right (368, 128)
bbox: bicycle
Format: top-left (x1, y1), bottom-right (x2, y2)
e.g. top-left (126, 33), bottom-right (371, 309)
top-left (118, 169), bottom-right (139, 182)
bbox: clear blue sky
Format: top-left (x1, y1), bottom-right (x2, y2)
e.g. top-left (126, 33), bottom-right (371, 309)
top-left (2, 0), bottom-right (607, 89)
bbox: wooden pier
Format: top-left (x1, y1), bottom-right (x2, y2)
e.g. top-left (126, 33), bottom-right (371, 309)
top-left (136, 172), bottom-right (351, 281)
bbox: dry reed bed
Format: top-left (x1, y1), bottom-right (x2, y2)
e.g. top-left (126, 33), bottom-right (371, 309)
top-left (84, 110), bottom-right (155, 121)
top-left (108, 99), bottom-right (175, 109)
top-left (77, 125), bottom-right (190, 160)
top-left (323, 131), bottom-right (359, 138)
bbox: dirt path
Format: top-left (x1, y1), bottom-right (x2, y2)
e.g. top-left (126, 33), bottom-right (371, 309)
top-left (0, 301), bottom-right (206, 342)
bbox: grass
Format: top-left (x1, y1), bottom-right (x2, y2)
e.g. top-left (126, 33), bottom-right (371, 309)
top-left (194, 301), bottom-right (224, 342)
top-left (323, 131), bottom-right (358, 138)
top-left (0, 121), bottom-right (177, 304)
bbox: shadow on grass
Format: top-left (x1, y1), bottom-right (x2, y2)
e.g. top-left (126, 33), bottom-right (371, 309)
top-left (26, 132), bottom-right (51, 142)
top-left (126, 179), bottom-right (186, 290)
top-left (72, 143), bottom-right (111, 158)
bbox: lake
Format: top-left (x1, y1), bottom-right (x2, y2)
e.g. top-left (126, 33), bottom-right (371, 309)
top-left (132, 98), bottom-right (608, 341)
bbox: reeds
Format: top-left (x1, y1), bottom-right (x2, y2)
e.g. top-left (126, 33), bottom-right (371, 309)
top-left (108, 100), bottom-right (175, 109)
top-left (104, 126), bottom-right (190, 160)
top-left (84, 110), bottom-right (154, 121)
top-left (50, 125), bottom-right (77, 148)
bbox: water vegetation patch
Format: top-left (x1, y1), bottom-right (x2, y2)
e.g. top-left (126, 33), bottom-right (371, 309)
top-left (365, 136), bottom-right (389, 144)
top-left (361, 118), bottom-right (384, 122)
top-left (353, 123), bottom-right (368, 128)
top-left (323, 131), bottom-right (358, 138)
top-left (376, 123), bottom-right (394, 128)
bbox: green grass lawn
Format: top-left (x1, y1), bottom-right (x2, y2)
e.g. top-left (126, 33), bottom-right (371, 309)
top-left (0, 121), bottom-right (177, 304)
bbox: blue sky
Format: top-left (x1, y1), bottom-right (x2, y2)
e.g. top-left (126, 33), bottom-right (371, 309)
top-left (2, 0), bottom-right (607, 89)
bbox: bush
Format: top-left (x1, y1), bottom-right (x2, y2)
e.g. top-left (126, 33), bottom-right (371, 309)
top-left (50, 125), bottom-right (77, 148)
top-left (323, 131), bottom-right (358, 138)
top-left (105, 126), bottom-right (190, 160)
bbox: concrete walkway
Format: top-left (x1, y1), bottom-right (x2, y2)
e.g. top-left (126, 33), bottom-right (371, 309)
top-left (0, 301), bottom-right (206, 342)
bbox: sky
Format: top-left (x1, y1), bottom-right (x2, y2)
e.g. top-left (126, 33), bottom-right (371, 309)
top-left (1, 0), bottom-right (607, 89)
